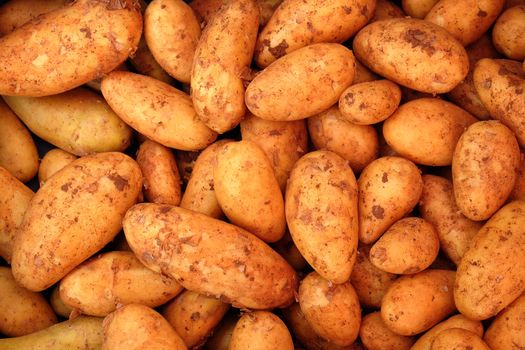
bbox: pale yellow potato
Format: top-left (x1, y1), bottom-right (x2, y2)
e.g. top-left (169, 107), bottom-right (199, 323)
top-left (358, 156), bottom-right (423, 244)
top-left (162, 290), bottom-right (229, 348)
top-left (431, 328), bottom-right (491, 350)
top-left (255, 0), bottom-right (376, 67)
top-left (359, 312), bottom-right (415, 350)
top-left (145, 0), bottom-right (201, 83)
top-left (0, 0), bottom-right (66, 35)
top-left (0, 99), bottom-right (38, 182)
top-left (0, 0), bottom-right (142, 97)
top-left (230, 311), bottom-right (294, 350)
top-left (0, 167), bottom-right (33, 263)
top-left (381, 269), bottom-right (456, 336)
top-left (11, 152), bottom-right (142, 291)
top-left (240, 114), bottom-right (308, 191)
top-left (101, 71), bottom-right (217, 151)
top-left (103, 304), bottom-right (187, 350)
top-left (308, 106), bottom-right (379, 173)
top-left (123, 203), bottom-right (298, 309)
top-left (246, 43), bottom-right (355, 121)
top-left (454, 201), bottom-right (525, 320)
top-left (353, 18), bottom-right (469, 94)
top-left (383, 98), bottom-right (477, 166)
top-left (273, 231), bottom-right (309, 271)
top-left (493, 5), bottom-right (525, 60)
top-left (353, 59), bottom-right (381, 84)
top-left (129, 37), bottom-right (175, 85)
top-left (50, 286), bottom-right (73, 318)
top-left (511, 154), bottom-right (525, 200)
top-left (0, 267), bottom-right (57, 337)
top-left (286, 151), bottom-right (358, 283)
top-left (38, 149), bottom-right (78, 186)
top-left (401, 0), bottom-right (439, 18)
top-left (371, 0), bottom-right (405, 22)
top-left (419, 175), bottom-right (482, 265)
top-left (452, 121), bottom-right (520, 221)
top-left (484, 293), bottom-right (525, 350)
top-left (2, 88), bottom-right (132, 156)
top-left (202, 314), bottom-right (237, 350)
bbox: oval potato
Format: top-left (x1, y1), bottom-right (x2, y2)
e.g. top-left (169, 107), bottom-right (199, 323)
top-left (359, 312), bottom-right (415, 350)
top-left (492, 5), bottom-right (525, 60)
top-left (484, 293), bottom-right (525, 350)
top-left (431, 328), bottom-right (491, 350)
top-left (230, 311), bottom-right (294, 350)
top-left (38, 149), bottom-right (78, 186)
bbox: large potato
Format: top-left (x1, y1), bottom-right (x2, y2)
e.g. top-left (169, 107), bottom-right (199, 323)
top-left (359, 312), bottom-right (415, 350)
top-left (492, 5), bottom-right (525, 60)
top-left (452, 121), bottom-right (520, 221)
top-left (11, 152), bottom-right (142, 291)
top-left (0, 0), bottom-right (142, 97)
top-left (484, 293), bottom-right (525, 350)
top-left (454, 201), bottom-right (525, 320)
top-left (123, 203), bottom-right (298, 309)
top-left (38, 149), bottom-right (77, 186)
top-left (401, 0), bottom-right (439, 18)
top-left (353, 18), bottom-right (469, 94)
top-left (246, 43), bottom-right (355, 121)
top-left (286, 151), bottom-right (358, 283)
top-left (431, 328), bottom-right (491, 350)
top-left (230, 311), bottom-right (294, 350)
top-left (0, 0), bottom-right (66, 35)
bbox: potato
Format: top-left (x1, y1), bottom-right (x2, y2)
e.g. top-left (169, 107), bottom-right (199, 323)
top-left (484, 293), bottom-right (525, 350)
top-left (359, 312), bottom-right (415, 350)
top-left (419, 175), bottom-right (482, 265)
top-left (492, 5), bottom-right (525, 60)
top-left (353, 59), bottom-right (381, 84)
top-left (202, 313), bottom-right (237, 350)
top-left (240, 114), bottom-right (308, 191)
top-left (137, 140), bottom-right (181, 206)
top-left (353, 18), bottom-right (469, 94)
top-left (0, 267), bottom-right (57, 337)
top-left (0, 167), bottom-right (33, 263)
top-left (0, 316), bottom-right (103, 350)
top-left (3, 88), bottom-right (132, 156)
top-left (286, 150), bottom-right (358, 283)
top-left (371, 0), bottom-right (405, 22)
top-left (11, 152), bottom-right (142, 291)
top-left (103, 304), bottom-right (187, 350)
top-left (162, 290), bottom-right (229, 348)
top-left (452, 121), bottom-right (520, 221)
top-left (246, 43), bottom-right (355, 121)
top-left (214, 141), bottom-right (286, 242)
top-left (101, 71), bottom-right (217, 151)
top-left (255, 0), bottom-right (375, 67)
top-left (307, 106), bottom-right (378, 173)
top-left (272, 231), bottom-right (309, 271)
top-left (230, 311), bottom-right (294, 350)
top-left (401, 0), bottom-right (439, 18)
top-left (381, 269), bottom-right (456, 336)
top-left (123, 203), bottom-right (298, 309)
top-left (0, 0), bottom-right (66, 35)
top-left (511, 154), bottom-right (525, 200)
top-left (128, 37), bottom-right (175, 85)
top-left (38, 149), bottom-right (78, 186)
top-left (50, 286), bottom-right (73, 318)
top-left (431, 328), bottom-right (491, 350)
top-left (358, 156), bottom-right (423, 244)
top-left (0, 0), bottom-right (142, 97)
top-left (454, 201), bottom-right (525, 320)
top-left (144, 0), bottom-right (201, 83)
top-left (339, 80), bottom-right (401, 126)
top-left (383, 98), bottom-right (477, 166)
top-left (425, 0), bottom-right (505, 46)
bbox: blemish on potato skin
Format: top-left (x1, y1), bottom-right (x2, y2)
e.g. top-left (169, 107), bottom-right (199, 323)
top-left (268, 40), bottom-right (289, 59)
top-left (372, 205), bottom-right (385, 219)
top-left (107, 173), bottom-right (129, 191)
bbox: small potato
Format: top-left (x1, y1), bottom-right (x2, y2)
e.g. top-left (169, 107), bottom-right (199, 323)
top-left (452, 121), bottom-right (520, 221)
top-left (401, 0), bottom-right (439, 18)
top-left (492, 6), bottom-right (525, 60)
top-left (202, 313), bottom-right (237, 350)
top-left (103, 304), bottom-right (187, 350)
top-left (299, 272), bottom-right (361, 346)
top-left (128, 37), bottom-right (175, 85)
top-left (454, 201), bottom-right (525, 320)
top-left (162, 290), bottom-right (229, 348)
top-left (339, 80), bottom-right (401, 126)
top-left (383, 98), bottom-right (477, 166)
top-left (358, 156), bottom-right (423, 244)
top-left (381, 269), bottom-right (456, 336)
top-left (359, 312), bottom-right (415, 350)
top-left (307, 106), bottom-right (379, 173)
top-left (371, 0), bottom-right (405, 22)
top-left (38, 149), bottom-right (78, 186)
top-left (50, 287), bottom-right (73, 318)
top-left (230, 311), bottom-right (294, 350)
top-left (484, 293), bottom-right (525, 350)
top-left (511, 154), bottom-right (525, 200)
top-left (431, 328), bottom-right (491, 350)
top-left (0, 0), bottom-right (66, 35)
top-left (246, 43), bottom-right (355, 121)
top-left (145, 0), bottom-right (201, 83)
top-left (353, 18), bottom-right (469, 94)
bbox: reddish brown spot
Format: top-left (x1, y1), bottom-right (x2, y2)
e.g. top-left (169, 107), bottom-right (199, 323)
top-left (61, 183), bottom-right (71, 192)
top-left (344, 92), bottom-right (355, 105)
top-left (268, 40), bottom-right (289, 59)
top-left (80, 27), bottom-right (92, 38)
top-left (404, 29), bottom-right (436, 56)
top-left (372, 247), bottom-right (387, 263)
top-left (269, 130), bottom-right (282, 136)
top-left (108, 174), bottom-right (128, 191)
top-left (483, 79), bottom-right (492, 89)
top-left (190, 312), bottom-right (200, 321)
top-left (477, 10), bottom-right (487, 17)
top-left (382, 172), bottom-right (388, 183)
top-left (342, 5), bottom-right (352, 14)
top-left (372, 205), bottom-right (385, 219)
top-left (159, 206), bottom-right (171, 214)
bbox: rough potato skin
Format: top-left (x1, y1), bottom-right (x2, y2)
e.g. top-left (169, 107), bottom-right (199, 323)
top-left (0, 0), bottom-right (66, 35)
top-left (230, 311), bottom-right (294, 350)
top-left (484, 293), bottom-right (525, 350)
top-left (359, 312), bottom-right (415, 350)
top-left (431, 328), bottom-right (491, 350)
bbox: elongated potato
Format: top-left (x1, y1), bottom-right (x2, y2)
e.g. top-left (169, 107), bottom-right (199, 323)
top-left (230, 311), bottom-right (294, 350)
top-left (452, 121), bottom-right (520, 221)
top-left (484, 293), bottom-right (525, 350)
top-left (3, 88), bottom-right (132, 156)
top-left (123, 203), bottom-right (298, 309)
top-left (38, 149), bottom-right (78, 186)
top-left (454, 201), bottom-right (525, 320)
top-left (431, 328), bottom-right (491, 350)
top-left (50, 286), bottom-right (73, 318)
top-left (0, 0), bottom-right (66, 35)
top-left (359, 312), bottom-right (415, 350)
top-left (11, 152), bottom-right (142, 291)
top-left (246, 43), bottom-right (355, 121)
top-left (358, 156), bottom-right (423, 244)
top-left (492, 5), bottom-right (525, 60)
top-left (401, 0), bottom-right (439, 18)
top-left (353, 18), bottom-right (469, 94)
top-left (0, 0), bottom-right (142, 97)
top-left (286, 151), bottom-right (358, 283)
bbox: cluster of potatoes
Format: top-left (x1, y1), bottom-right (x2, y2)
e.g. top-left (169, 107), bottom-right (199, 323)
top-left (0, 0), bottom-right (524, 349)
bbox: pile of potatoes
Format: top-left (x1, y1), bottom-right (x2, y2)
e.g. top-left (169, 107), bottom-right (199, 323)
top-left (0, 0), bottom-right (525, 349)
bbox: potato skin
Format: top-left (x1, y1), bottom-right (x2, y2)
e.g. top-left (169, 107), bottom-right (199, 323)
top-left (401, 0), bottom-right (439, 18)
top-left (511, 154), bottom-right (525, 200)
top-left (492, 5), bottom-right (525, 60)
top-left (0, 0), bottom-right (142, 97)
top-left (255, 0), bottom-right (376, 67)
top-left (353, 18), bottom-right (469, 94)
top-left (246, 43), bottom-right (355, 121)
top-left (0, 0), bottom-right (66, 35)
top-left (454, 201), bottom-right (525, 320)
top-left (431, 328), bottom-right (491, 350)
top-left (484, 293), bottom-right (525, 350)
top-left (359, 312), bottom-right (415, 350)
top-left (11, 152), bottom-right (142, 291)
top-left (230, 311), bottom-right (294, 350)
top-left (38, 149), bottom-right (78, 186)
top-left (123, 203), bottom-right (298, 309)
top-left (452, 121), bottom-right (520, 221)
top-left (285, 150), bottom-right (358, 283)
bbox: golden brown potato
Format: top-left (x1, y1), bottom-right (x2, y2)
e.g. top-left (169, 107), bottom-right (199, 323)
top-left (431, 328), bottom-right (491, 350)
top-left (371, 0), bottom-right (405, 22)
top-left (230, 311), bottom-right (294, 350)
top-left (50, 286), bottom-right (73, 318)
top-left (511, 154), bottom-right (525, 200)
top-left (484, 293), bottom-right (525, 350)
top-left (38, 149), bottom-right (78, 186)
top-left (128, 37), bottom-right (175, 85)
top-left (493, 5), bottom-right (525, 60)
top-left (359, 312), bottom-right (415, 350)
top-left (202, 313), bottom-right (237, 350)
top-left (0, 0), bottom-right (66, 35)
top-left (401, 0), bottom-right (439, 18)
